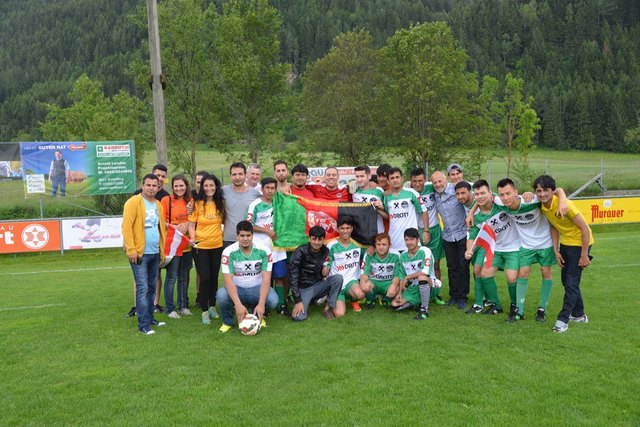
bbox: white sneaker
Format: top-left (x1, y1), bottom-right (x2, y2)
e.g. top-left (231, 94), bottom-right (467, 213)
top-left (315, 295), bottom-right (328, 306)
top-left (140, 327), bottom-right (155, 335)
top-left (208, 307), bottom-right (219, 319)
top-left (179, 308), bottom-right (193, 316)
top-left (569, 313), bottom-right (588, 323)
top-left (201, 311), bottom-right (211, 325)
top-left (168, 311), bottom-right (181, 319)
top-left (552, 321), bottom-right (569, 333)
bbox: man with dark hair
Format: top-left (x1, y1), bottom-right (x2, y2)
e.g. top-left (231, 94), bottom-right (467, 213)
top-left (289, 226), bottom-right (343, 321)
top-left (290, 163), bottom-right (315, 198)
top-left (375, 163), bottom-right (393, 192)
top-left (217, 221), bottom-right (279, 333)
top-left (353, 165), bottom-right (387, 233)
top-left (394, 228), bottom-right (435, 320)
top-left (49, 150), bottom-right (70, 197)
top-left (535, 175), bottom-right (593, 334)
top-left (432, 170), bottom-right (469, 309)
top-left (454, 181), bottom-right (474, 213)
top-left (306, 166), bottom-right (352, 201)
top-left (222, 162), bottom-right (261, 248)
top-left (122, 174), bottom-right (167, 335)
top-left (326, 216), bottom-right (363, 314)
top-left (273, 160), bottom-right (290, 193)
top-left (447, 163), bottom-right (465, 184)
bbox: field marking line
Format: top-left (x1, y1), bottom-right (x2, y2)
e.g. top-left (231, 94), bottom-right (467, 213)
top-left (0, 303), bottom-right (67, 312)
top-left (594, 236), bottom-right (639, 241)
top-left (606, 263), bottom-right (640, 268)
top-left (6, 266), bottom-right (129, 275)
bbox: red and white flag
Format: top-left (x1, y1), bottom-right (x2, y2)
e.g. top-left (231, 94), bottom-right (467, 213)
top-left (474, 222), bottom-right (496, 269)
top-left (164, 224), bottom-right (190, 261)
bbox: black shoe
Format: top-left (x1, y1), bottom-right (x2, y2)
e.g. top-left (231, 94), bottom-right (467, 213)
top-left (509, 303), bottom-right (517, 317)
top-left (483, 299), bottom-right (492, 307)
top-left (154, 304), bottom-right (164, 313)
top-left (365, 300), bottom-right (376, 310)
top-left (394, 302), bottom-right (414, 311)
top-left (482, 304), bottom-right (503, 315)
top-left (465, 305), bottom-right (483, 314)
top-left (414, 309), bottom-right (429, 320)
top-left (446, 298), bottom-right (458, 306)
top-left (125, 306), bottom-right (136, 318)
top-left (278, 303), bottom-right (290, 316)
top-left (457, 299), bottom-right (468, 310)
top-left (506, 311), bottom-right (524, 323)
top-left (535, 308), bottom-right (547, 322)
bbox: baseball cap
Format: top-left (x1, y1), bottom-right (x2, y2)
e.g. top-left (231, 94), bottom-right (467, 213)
top-left (447, 163), bottom-right (463, 174)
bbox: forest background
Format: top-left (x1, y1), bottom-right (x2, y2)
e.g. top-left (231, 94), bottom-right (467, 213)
top-left (1, 0), bottom-right (639, 207)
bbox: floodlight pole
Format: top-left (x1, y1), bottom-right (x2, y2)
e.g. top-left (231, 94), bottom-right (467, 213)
top-left (147, 0), bottom-right (168, 166)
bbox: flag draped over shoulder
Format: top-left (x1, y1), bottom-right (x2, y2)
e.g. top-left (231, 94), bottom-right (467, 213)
top-left (161, 224), bottom-right (190, 267)
top-left (474, 222), bottom-right (496, 269)
top-left (273, 192), bottom-right (379, 250)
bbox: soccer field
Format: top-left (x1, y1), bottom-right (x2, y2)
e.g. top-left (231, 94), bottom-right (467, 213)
top-left (1, 225), bottom-right (639, 426)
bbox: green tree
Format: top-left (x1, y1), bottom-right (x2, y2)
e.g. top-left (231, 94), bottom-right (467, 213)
top-left (301, 29), bottom-right (383, 164)
top-left (379, 21), bottom-right (480, 170)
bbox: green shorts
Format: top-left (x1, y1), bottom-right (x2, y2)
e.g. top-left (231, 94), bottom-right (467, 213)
top-left (519, 246), bottom-right (557, 267)
top-left (338, 280), bottom-right (358, 302)
top-left (420, 226), bottom-right (444, 260)
top-left (401, 285), bottom-right (421, 306)
top-left (471, 247), bottom-right (485, 266)
top-left (492, 251), bottom-right (520, 271)
top-left (372, 279), bottom-right (392, 296)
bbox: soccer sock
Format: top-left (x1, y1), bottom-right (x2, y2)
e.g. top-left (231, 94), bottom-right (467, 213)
top-left (365, 291), bottom-right (375, 303)
top-left (275, 285), bottom-right (285, 305)
top-left (539, 279), bottom-right (553, 310)
top-left (507, 283), bottom-right (517, 305)
top-left (483, 277), bottom-right (501, 309)
top-left (473, 277), bottom-right (485, 307)
top-left (516, 277), bottom-right (528, 314)
top-left (418, 280), bottom-right (431, 311)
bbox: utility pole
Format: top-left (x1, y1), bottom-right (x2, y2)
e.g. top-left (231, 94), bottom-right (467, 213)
top-left (147, 0), bottom-right (168, 166)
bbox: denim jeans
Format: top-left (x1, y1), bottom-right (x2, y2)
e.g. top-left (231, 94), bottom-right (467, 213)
top-left (51, 175), bottom-right (66, 197)
top-left (130, 253), bottom-right (160, 330)
top-left (557, 245), bottom-right (591, 323)
top-left (216, 285), bottom-right (279, 326)
top-left (164, 251), bottom-right (193, 312)
top-left (291, 275), bottom-right (343, 321)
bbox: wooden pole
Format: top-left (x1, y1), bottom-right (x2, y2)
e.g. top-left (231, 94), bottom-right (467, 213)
top-left (147, 0), bottom-right (168, 166)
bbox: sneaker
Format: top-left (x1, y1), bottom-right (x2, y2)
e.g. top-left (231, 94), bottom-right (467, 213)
top-left (260, 318), bottom-right (267, 329)
top-left (208, 307), bottom-right (219, 319)
top-left (465, 305), bottom-right (483, 314)
top-left (446, 298), bottom-right (457, 306)
top-left (569, 314), bottom-right (589, 323)
top-left (178, 308), bottom-right (193, 316)
top-left (218, 324), bottom-right (232, 333)
top-left (150, 319), bottom-right (166, 327)
top-left (351, 302), bottom-right (362, 312)
top-left (506, 312), bottom-right (524, 323)
top-left (201, 311), bottom-right (211, 325)
top-left (168, 311), bottom-right (181, 319)
top-left (140, 327), bottom-right (155, 335)
top-left (482, 304), bottom-right (503, 315)
top-left (552, 321), bottom-right (569, 333)
top-left (535, 308), bottom-right (547, 322)
top-left (154, 304), bottom-right (164, 313)
top-left (323, 308), bottom-right (335, 320)
top-left (394, 302), bottom-right (414, 311)
top-left (483, 299), bottom-right (492, 307)
top-left (508, 304), bottom-right (517, 317)
top-left (277, 303), bottom-right (290, 316)
top-left (432, 296), bottom-right (446, 306)
top-left (124, 306), bottom-right (136, 318)
top-left (315, 295), bottom-right (328, 306)
top-left (457, 300), bottom-right (467, 310)
top-left (414, 309), bottom-right (429, 320)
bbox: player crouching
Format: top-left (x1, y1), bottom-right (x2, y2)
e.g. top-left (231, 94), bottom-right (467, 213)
top-left (359, 233), bottom-right (402, 308)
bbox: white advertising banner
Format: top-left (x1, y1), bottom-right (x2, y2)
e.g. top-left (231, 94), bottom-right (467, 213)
top-left (307, 166), bottom-right (379, 185)
top-left (61, 217), bottom-right (123, 250)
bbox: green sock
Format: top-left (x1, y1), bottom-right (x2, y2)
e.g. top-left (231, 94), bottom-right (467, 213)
top-left (275, 285), bottom-right (285, 305)
top-left (473, 277), bottom-right (485, 306)
top-left (516, 277), bottom-right (528, 314)
top-left (539, 279), bottom-right (553, 310)
top-left (507, 283), bottom-right (517, 305)
top-left (484, 277), bottom-right (501, 309)
top-left (365, 291), bottom-right (375, 303)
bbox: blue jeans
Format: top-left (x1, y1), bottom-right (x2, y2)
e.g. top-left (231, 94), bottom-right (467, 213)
top-left (130, 253), bottom-right (160, 330)
top-left (557, 245), bottom-right (591, 323)
top-left (216, 285), bottom-right (279, 326)
top-left (164, 251), bottom-right (193, 312)
top-left (51, 175), bottom-right (66, 197)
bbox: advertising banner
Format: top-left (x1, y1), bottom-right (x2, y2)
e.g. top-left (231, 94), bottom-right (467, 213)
top-left (0, 220), bottom-right (61, 254)
top-left (308, 166), bottom-right (379, 186)
top-left (573, 197), bottom-right (640, 225)
top-left (0, 142), bottom-right (22, 182)
top-left (20, 141), bottom-right (136, 197)
top-left (61, 217), bottom-right (124, 250)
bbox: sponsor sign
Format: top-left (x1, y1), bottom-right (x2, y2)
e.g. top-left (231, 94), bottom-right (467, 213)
top-left (61, 217), bottom-right (124, 250)
top-left (0, 220), bottom-right (61, 254)
top-left (307, 166), bottom-right (379, 186)
top-left (573, 197), bottom-right (640, 225)
top-left (0, 142), bottom-right (22, 182)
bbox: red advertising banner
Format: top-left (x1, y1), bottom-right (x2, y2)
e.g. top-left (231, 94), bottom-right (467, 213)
top-left (0, 220), bottom-right (61, 254)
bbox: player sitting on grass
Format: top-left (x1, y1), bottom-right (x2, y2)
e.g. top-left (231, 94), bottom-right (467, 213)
top-left (393, 228), bottom-right (435, 320)
top-left (359, 233), bottom-right (402, 309)
top-left (464, 179), bottom-right (520, 316)
top-left (217, 221), bottom-right (279, 333)
top-left (326, 216), bottom-right (364, 316)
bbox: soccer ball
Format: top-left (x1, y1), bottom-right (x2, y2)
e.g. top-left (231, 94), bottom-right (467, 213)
top-left (239, 314), bottom-right (261, 336)
top-left (432, 278), bottom-right (442, 289)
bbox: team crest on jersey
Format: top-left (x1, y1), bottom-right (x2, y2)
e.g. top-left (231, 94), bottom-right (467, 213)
top-left (499, 212), bottom-right (508, 221)
top-left (386, 265), bottom-right (394, 272)
top-left (401, 200), bottom-right (409, 209)
top-left (254, 262), bottom-right (262, 270)
top-left (525, 213), bottom-right (534, 220)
